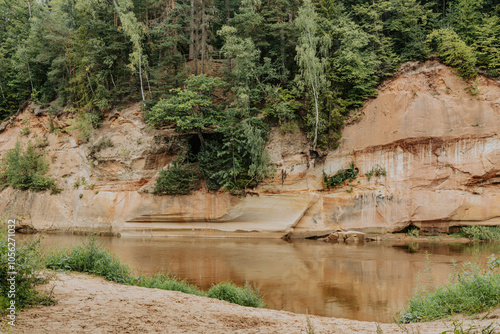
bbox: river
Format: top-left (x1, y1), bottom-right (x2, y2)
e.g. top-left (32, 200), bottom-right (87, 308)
top-left (30, 234), bottom-right (500, 323)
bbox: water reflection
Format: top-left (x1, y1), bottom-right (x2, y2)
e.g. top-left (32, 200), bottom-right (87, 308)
top-left (29, 234), bottom-right (500, 322)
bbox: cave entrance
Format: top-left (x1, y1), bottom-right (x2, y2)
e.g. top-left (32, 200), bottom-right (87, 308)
top-left (187, 133), bottom-right (220, 160)
top-left (188, 134), bottom-right (203, 156)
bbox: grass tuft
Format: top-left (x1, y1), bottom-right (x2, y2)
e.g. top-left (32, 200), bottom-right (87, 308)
top-left (46, 237), bottom-right (133, 284)
top-left (207, 281), bottom-right (265, 308)
top-left (399, 253), bottom-right (500, 323)
top-left (136, 273), bottom-right (204, 296)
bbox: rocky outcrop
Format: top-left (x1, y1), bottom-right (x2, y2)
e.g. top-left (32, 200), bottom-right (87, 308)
top-left (263, 61), bottom-right (500, 235)
top-left (1, 61), bottom-right (499, 236)
top-left (0, 104), bottom-right (237, 234)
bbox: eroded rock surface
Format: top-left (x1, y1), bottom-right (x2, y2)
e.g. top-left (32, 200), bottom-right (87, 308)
top-left (263, 61), bottom-right (500, 234)
top-left (1, 62), bottom-right (499, 235)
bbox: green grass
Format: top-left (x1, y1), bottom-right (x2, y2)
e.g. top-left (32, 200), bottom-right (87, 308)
top-left (136, 273), bottom-right (204, 296)
top-left (207, 281), bottom-right (265, 308)
top-left (0, 221), bottom-right (54, 314)
top-left (46, 238), bottom-right (133, 284)
top-left (399, 254), bottom-right (500, 323)
top-left (460, 226), bottom-right (500, 242)
top-left (46, 237), bottom-right (265, 308)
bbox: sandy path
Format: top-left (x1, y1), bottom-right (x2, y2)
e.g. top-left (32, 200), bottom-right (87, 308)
top-left (6, 273), bottom-right (500, 334)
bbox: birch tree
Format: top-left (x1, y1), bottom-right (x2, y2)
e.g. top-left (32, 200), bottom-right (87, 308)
top-left (112, 0), bottom-right (147, 103)
top-left (294, 0), bottom-right (331, 150)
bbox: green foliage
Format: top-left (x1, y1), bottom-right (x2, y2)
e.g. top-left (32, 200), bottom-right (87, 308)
top-left (0, 221), bottom-right (53, 313)
top-left (94, 137), bottom-right (114, 152)
top-left (295, 0), bottom-right (331, 149)
top-left (197, 114), bottom-right (273, 192)
top-left (441, 320), bottom-right (498, 334)
top-left (452, 0), bottom-right (485, 45)
top-left (153, 162), bottom-right (199, 196)
top-left (407, 227), bottom-right (420, 238)
top-left (147, 74), bottom-right (273, 194)
top-left (207, 281), bottom-right (265, 308)
top-left (68, 111), bottom-right (101, 142)
top-left (460, 226), bottom-right (500, 241)
top-left (146, 74), bottom-right (225, 136)
top-left (135, 274), bottom-right (204, 296)
top-left (473, 15), bottom-right (500, 76)
top-left (263, 88), bottom-right (302, 126)
top-left (365, 165), bottom-right (387, 181)
top-left (399, 254), bottom-right (500, 323)
top-left (0, 141), bottom-right (56, 191)
top-left (427, 29), bottom-right (477, 80)
top-left (46, 237), bottom-right (133, 284)
top-left (323, 162), bottom-right (359, 188)
top-left (20, 126), bottom-right (30, 136)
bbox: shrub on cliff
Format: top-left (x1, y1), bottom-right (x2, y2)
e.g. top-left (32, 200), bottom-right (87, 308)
top-left (427, 29), bottom-right (477, 80)
top-left (323, 162), bottom-right (359, 188)
top-left (0, 141), bottom-right (57, 192)
top-left (153, 162), bottom-right (200, 196)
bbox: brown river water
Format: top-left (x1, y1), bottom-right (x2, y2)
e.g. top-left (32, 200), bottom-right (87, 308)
top-left (28, 234), bottom-right (500, 323)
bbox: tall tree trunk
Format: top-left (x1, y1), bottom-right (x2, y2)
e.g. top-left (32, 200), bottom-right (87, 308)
top-left (145, 69), bottom-right (152, 96)
top-left (139, 53), bottom-right (146, 103)
top-left (27, 61), bottom-right (34, 93)
top-left (200, 0), bottom-right (206, 74)
top-left (193, 23), bottom-right (199, 75)
top-left (26, 0), bottom-right (31, 18)
top-left (0, 79), bottom-right (5, 99)
top-left (225, 0), bottom-right (231, 70)
top-left (189, 0), bottom-right (195, 60)
top-left (197, 128), bottom-right (205, 147)
top-left (280, 11), bottom-right (285, 83)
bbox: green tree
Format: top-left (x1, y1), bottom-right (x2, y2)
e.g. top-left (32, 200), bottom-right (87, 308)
top-left (294, 0), bottom-right (331, 149)
top-left (111, 0), bottom-right (148, 104)
top-left (146, 74), bottom-right (225, 146)
top-left (473, 15), bottom-right (500, 76)
top-left (0, 141), bottom-right (56, 191)
top-left (427, 28), bottom-right (477, 80)
top-left (452, 0), bottom-right (484, 45)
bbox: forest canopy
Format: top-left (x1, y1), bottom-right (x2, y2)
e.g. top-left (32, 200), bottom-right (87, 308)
top-left (1, 0), bottom-right (498, 191)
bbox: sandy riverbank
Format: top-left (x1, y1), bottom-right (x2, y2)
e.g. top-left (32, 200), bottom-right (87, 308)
top-left (4, 273), bottom-right (499, 333)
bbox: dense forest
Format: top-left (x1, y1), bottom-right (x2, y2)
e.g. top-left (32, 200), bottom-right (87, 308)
top-left (0, 0), bottom-right (499, 193)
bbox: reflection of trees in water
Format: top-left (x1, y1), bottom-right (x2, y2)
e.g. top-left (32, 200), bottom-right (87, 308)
top-left (390, 241), bottom-right (500, 257)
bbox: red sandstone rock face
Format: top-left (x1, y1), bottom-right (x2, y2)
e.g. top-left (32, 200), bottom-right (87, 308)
top-left (1, 61), bottom-right (499, 235)
top-left (264, 61), bottom-right (500, 234)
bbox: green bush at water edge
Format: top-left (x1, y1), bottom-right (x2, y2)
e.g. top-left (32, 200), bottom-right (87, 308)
top-left (207, 281), bottom-right (265, 308)
top-left (46, 237), bottom-right (133, 284)
top-left (0, 221), bottom-right (53, 314)
top-left (399, 253), bottom-right (500, 323)
top-left (460, 226), bottom-right (500, 242)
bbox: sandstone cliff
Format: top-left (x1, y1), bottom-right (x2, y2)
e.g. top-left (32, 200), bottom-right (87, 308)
top-left (1, 61), bottom-right (499, 236)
